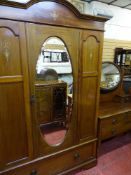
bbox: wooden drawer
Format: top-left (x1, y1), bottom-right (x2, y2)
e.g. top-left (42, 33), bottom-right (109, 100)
top-left (122, 112), bottom-right (131, 132)
top-left (100, 114), bottom-right (123, 126)
top-left (99, 114), bottom-right (125, 140)
top-left (123, 112), bottom-right (131, 124)
top-left (2, 142), bottom-right (97, 175)
top-left (99, 112), bottom-right (131, 141)
top-left (123, 112), bottom-right (131, 131)
top-left (101, 123), bottom-right (124, 140)
top-left (124, 122), bottom-right (131, 132)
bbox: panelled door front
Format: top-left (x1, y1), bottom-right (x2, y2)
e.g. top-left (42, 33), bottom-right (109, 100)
top-left (79, 30), bottom-right (103, 142)
top-left (26, 24), bottom-right (79, 156)
top-left (0, 20), bottom-right (32, 171)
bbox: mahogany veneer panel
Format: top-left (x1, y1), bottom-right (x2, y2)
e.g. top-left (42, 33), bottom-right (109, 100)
top-left (79, 77), bottom-right (97, 141)
top-left (0, 83), bottom-right (28, 167)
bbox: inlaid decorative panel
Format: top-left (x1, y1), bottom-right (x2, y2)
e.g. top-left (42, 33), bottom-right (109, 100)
top-left (82, 35), bottom-right (100, 73)
top-left (0, 27), bottom-right (21, 76)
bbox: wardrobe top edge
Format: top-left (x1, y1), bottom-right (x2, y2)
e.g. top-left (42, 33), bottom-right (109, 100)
top-left (0, 0), bottom-right (109, 23)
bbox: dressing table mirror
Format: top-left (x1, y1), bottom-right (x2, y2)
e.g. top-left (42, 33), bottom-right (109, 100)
top-left (100, 62), bottom-right (121, 93)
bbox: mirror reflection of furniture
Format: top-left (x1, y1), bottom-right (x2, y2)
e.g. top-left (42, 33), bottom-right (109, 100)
top-left (35, 37), bottom-right (73, 146)
top-left (35, 80), bottom-right (67, 146)
top-left (114, 48), bottom-right (131, 95)
top-left (114, 48), bottom-right (131, 71)
top-left (98, 62), bottom-right (131, 145)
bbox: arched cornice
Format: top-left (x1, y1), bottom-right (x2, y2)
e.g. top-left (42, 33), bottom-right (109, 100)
top-left (0, 0), bottom-right (109, 22)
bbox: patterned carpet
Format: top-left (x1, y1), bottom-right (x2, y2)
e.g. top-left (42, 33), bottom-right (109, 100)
top-left (73, 132), bottom-right (131, 175)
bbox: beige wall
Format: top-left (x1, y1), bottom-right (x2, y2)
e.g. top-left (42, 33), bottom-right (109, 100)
top-left (102, 39), bottom-right (131, 62)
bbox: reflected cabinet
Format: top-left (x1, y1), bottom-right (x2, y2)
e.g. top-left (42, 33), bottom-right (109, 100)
top-left (0, 0), bottom-right (108, 175)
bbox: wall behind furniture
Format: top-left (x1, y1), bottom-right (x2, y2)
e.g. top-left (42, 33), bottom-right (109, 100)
top-left (69, 0), bottom-right (131, 61)
top-left (102, 1), bottom-right (131, 61)
top-left (103, 39), bottom-right (131, 62)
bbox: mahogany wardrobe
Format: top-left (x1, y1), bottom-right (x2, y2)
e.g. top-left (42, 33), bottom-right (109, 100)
top-left (0, 0), bottom-right (108, 174)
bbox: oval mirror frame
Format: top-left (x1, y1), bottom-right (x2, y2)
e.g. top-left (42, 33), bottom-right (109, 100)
top-left (100, 61), bottom-right (121, 93)
top-left (35, 36), bottom-right (73, 147)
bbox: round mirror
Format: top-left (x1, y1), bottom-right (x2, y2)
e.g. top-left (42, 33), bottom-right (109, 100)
top-left (35, 37), bottom-right (73, 146)
top-left (100, 62), bottom-right (121, 93)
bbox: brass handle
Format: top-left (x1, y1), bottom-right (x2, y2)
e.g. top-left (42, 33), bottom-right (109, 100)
top-left (74, 152), bottom-right (80, 160)
top-left (30, 170), bottom-right (37, 175)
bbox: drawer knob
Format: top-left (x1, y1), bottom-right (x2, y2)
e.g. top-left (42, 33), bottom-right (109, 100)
top-left (30, 170), bottom-right (37, 175)
top-left (112, 129), bottom-right (116, 135)
top-left (112, 118), bottom-right (117, 124)
top-left (90, 156), bottom-right (94, 159)
top-left (30, 95), bottom-right (36, 104)
top-left (124, 116), bottom-right (131, 123)
top-left (74, 152), bottom-right (80, 160)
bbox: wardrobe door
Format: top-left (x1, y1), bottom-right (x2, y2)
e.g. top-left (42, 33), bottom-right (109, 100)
top-left (26, 23), bottom-right (79, 156)
top-left (78, 30), bottom-right (103, 143)
top-left (0, 20), bottom-right (32, 171)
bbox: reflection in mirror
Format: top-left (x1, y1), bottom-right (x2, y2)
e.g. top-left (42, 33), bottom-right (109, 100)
top-left (100, 62), bottom-right (121, 92)
top-left (35, 37), bottom-right (73, 146)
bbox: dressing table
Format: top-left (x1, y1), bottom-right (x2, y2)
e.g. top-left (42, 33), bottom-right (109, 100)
top-left (98, 62), bottom-right (131, 143)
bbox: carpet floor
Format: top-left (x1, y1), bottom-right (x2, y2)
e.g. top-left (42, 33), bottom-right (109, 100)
top-left (72, 132), bottom-right (131, 175)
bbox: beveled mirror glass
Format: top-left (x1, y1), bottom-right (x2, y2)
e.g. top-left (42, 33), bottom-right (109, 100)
top-left (100, 62), bottom-right (121, 93)
top-left (35, 37), bottom-right (73, 146)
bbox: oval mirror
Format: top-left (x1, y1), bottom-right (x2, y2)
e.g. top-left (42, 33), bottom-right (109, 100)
top-left (35, 37), bottom-right (73, 146)
top-left (100, 62), bottom-right (121, 93)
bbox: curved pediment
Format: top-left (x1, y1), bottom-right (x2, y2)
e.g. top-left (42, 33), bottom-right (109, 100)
top-left (0, 0), bottom-right (108, 22)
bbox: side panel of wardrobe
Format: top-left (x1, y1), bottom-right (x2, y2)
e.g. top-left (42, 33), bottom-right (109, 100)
top-left (0, 20), bottom-right (33, 170)
top-left (78, 30), bottom-right (103, 142)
